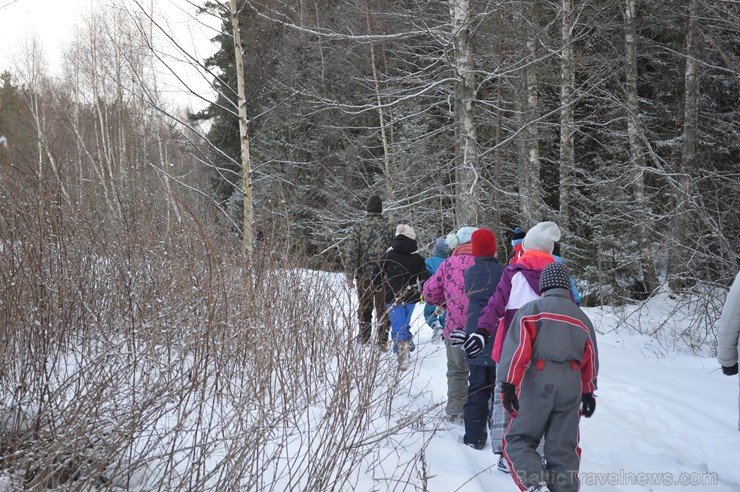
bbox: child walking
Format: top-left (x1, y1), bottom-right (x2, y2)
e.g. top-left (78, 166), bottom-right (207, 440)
top-left (381, 224), bottom-right (429, 370)
top-left (422, 226), bottom-right (478, 423)
top-left (424, 237), bottom-right (451, 343)
top-left (450, 228), bottom-right (504, 449)
top-left (497, 262), bottom-right (599, 492)
top-left (460, 222), bottom-right (564, 471)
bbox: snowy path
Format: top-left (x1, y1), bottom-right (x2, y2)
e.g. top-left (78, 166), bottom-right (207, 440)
top-left (400, 305), bottom-right (740, 492)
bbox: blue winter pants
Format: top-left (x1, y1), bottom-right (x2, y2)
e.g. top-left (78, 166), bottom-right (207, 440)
top-left (386, 303), bottom-right (416, 353)
top-left (463, 363), bottom-right (496, 448)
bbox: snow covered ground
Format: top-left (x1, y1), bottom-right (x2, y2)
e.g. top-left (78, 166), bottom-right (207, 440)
top-left (366, 294), bottom-right (740, 492)
top-left (2, 269), bottom-right (737, 491)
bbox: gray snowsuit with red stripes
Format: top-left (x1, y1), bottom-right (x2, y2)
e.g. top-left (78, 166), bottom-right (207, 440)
top-left (497, 287), bottom-right (598, 492)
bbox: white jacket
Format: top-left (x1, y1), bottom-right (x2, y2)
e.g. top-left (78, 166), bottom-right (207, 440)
top-left (717, 272), bottom-right (740, 368)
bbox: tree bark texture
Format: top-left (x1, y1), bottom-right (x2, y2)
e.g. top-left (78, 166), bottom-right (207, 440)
top-left (450, 0), bottom-right (479, 227)
top-left (229, 0), bottom-right (255, 265)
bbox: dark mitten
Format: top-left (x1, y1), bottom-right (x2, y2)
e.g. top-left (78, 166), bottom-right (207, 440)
top-left (722, 363), bottom-right (739, 376)
top-left (448, 329), bottom-right (467, 347)
top-left (501, 382), bottom-right (519, 415)
top-left (581, 392), bottom-right (596, 418)
top-left (462, 328), bottom-right (488, 358)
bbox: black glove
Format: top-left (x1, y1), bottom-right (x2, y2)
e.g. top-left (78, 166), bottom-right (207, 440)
top-left (448, 329), bottom-right (467, 347)
top-left (722, 363), bottom-right (739, 376)
top-left (462, 328), bottom-right (488, 358)
top-left (581, 392), bottom-right (596, 418)
top-left (501, 382), bottom-right (519, 415)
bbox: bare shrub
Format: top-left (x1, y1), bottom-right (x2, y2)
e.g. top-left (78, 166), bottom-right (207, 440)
top-left (0, 175), bottom-right (441, 491)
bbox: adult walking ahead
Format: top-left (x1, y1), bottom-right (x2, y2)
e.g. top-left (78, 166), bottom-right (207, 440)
top-left (343, 195), bottom-right (394, 350)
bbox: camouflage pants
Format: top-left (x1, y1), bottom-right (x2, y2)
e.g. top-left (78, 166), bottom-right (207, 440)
top-left (356, 274), bottom-right (389, 345)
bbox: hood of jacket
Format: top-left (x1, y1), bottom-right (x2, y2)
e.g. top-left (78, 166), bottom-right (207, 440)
top-left (390, 234), bottom-right (419, 254)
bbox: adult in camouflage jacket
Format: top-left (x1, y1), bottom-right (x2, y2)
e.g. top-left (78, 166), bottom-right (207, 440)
top-left (343, 195), bottom-right (394, 349)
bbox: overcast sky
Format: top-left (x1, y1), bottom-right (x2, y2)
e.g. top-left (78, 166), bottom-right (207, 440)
top-left (0, 0), bottom-right (218, 109)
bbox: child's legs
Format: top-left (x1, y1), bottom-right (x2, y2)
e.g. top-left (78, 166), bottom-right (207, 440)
top-left (386, 304), bottom-right (415, 351)
top-left (464, 364), bottom-right (496, 447)
top-left (444, 338), bottom-right (469, 417)
top-left (423, 303), bottom-right (436, 325)
top-left (503, 375), bottom-right (553, 490)
top-left (489, 386), bottom-right (509, 454)
top-left (542, 372), bottom-right (582, 492)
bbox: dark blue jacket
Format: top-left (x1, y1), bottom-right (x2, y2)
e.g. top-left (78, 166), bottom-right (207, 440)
top-left (464, 256), bottom-right (504, 366)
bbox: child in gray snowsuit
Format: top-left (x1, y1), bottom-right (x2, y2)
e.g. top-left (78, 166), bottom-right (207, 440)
top-left (497, 262), bottom-right (599, 492)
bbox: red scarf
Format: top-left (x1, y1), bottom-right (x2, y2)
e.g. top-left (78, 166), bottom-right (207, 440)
top-left (516, 249), bottom-right (556, 270)
top-left (452, 243), bottom-right (474, 256)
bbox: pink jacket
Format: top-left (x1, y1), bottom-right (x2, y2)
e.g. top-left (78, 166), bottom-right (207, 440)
top-left (422, 244), bottom-right (475, 339)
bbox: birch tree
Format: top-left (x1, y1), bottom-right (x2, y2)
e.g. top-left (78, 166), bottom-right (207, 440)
top-left (229, 0), bottom-right (255, 264)
top-left (521, 36), bottom-right (543, 225)
top-left (449, 0), bottom-right (480, 226)
top-left (17, 38), bottom-right (71, 204)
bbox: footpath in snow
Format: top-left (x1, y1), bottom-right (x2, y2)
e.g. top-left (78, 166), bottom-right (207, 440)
top-left (393, 303), bottom-right (740, 492)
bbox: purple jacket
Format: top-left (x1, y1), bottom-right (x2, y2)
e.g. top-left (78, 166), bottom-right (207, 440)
top-left (478, 251), bottom-right (562, 362)
top-left (422, 245), bottom-right (476, 338)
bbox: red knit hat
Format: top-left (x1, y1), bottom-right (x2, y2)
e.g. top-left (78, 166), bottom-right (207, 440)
top-left (472, 228), bottom-right (497, 257)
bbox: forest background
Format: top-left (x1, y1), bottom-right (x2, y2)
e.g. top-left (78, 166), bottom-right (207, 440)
top-left (0, 0), bottom-right (738, 489)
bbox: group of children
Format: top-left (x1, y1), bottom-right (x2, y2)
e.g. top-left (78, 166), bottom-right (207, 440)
top-left (423, 222), bottom-right (598, 492)
top-left (344, 196), bottom-right (599, 492)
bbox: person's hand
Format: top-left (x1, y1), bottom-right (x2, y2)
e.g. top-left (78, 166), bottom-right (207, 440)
top-left (462, 329), bottom-right (487, 358)
top-left (434, 305), bottom-right (445, 316)
top-left (501, 382), bottom-right (519, 416)
top-left (722, 363), bottom-right (739, 376)
top-left (448, 329), bottom-right (467, 347)
top-left (581, 392), bottom-right (596, 417)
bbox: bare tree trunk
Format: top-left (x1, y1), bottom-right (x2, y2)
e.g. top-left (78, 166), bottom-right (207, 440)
top-left (449, 0), bottom-right (479, 226)
top-left (670, 0), bottom-right (699, 289)
top-left (19, 38), bottom-right (70, 203)
top-left (559, 0), bottom-right (575, 231)
top-left (493, 14), bottom-right (505, 257)
top-left (624, 0), bottom-right (659, 293)
top-left (522, 38), bottom-right (542, 225)
top-left (229, 0), bottom-right (255, 267)
top-left (681, 0), bottom-right (699, 186)
top-left (365, 2), bottom-right (395, 204)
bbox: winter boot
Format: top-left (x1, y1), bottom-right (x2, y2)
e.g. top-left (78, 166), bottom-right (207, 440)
top-left (430, 320), bottom-right (444, 344)
top-left (377, 322), bottom-right (390, 350)
top-left (397, 341), bottom-right (411, 371)
top-left (356, 322), bottom-right (372, 345)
